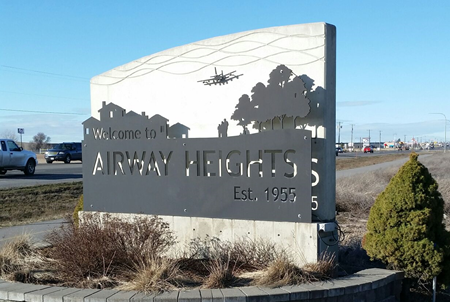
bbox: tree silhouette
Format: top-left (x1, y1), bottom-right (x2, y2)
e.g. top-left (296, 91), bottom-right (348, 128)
top-left (231, 65), bottom-right (311, 131)
top-left (268, 65), bottom-right (292, 88)
top-left (231, 94), bottom-right (253, 132)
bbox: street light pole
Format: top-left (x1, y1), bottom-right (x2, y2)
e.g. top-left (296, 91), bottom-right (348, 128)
top-left (430, 113), bottom-right (447, 153)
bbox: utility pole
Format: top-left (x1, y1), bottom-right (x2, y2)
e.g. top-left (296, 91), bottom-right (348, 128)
top-left (350, 124), bottom-right (354, 151)
top-left (337, 122), bottom-right (342, 145)
top-left (368, 129), bottom-right (371, 146)
top-left (379, 131), bottom-right (381, 150)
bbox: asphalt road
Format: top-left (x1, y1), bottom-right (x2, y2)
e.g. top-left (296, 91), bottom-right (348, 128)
top-left (0, 162), bottom-right (82, 189)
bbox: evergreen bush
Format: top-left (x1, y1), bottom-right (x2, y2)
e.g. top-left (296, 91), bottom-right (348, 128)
top-left (363, 153), bottom-right (450, 285)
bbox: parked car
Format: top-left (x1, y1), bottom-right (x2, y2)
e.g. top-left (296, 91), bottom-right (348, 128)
top-left (45, 142), bottom-right (82, 164)
top-left (0, 139), bottom-right (37, 175)
top-left (363, 146), bottom-right (374, 153)
top-left (336, 147), bottom-right (344, 153)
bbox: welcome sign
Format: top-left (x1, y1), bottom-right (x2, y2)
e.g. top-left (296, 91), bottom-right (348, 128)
top-left (83, 63), bottom-right (316, 222)
top-left (83, 103), bottom-right (312, 222)
top-left (87, 23), bottom-right (336, 230)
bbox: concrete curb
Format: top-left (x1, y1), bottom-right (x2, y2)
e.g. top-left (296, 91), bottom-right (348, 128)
top-left (0, 268), bottom-right (403, 302)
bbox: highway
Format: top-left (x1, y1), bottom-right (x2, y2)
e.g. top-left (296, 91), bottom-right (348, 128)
top-left (0, 161), bottom-right (82, 189)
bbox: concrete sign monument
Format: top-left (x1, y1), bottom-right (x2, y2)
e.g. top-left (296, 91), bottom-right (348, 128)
top-left (85, 22), bottom-right (336, 264)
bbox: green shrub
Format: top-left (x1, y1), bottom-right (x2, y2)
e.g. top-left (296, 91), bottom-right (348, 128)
top-left (363, 153), bottom-right (450, 285)
top-left (73, 195), bottom-right (83, 227)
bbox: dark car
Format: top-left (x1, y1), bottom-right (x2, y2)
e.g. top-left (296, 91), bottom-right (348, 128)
top-left (363, 146), bottom-right (374, 153)
top-left (44, 142), bottom-right (82, 164)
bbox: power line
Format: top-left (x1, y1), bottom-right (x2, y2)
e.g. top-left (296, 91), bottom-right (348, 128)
top-left (0, 108), bottom-right (88, 115)
top-left (0, 64), bottom-right (90, 81)
top-left (0, 90), bottom-right (88, 101)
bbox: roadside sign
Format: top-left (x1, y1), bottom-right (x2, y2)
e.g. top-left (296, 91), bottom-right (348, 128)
top-left (17, 128), bottom-right (24, 134)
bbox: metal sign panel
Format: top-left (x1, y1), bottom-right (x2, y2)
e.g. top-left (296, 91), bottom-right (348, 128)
top-left (83, 103), bottom-right (312, 223)
top-left (90, 24), bottom-right (336, 223)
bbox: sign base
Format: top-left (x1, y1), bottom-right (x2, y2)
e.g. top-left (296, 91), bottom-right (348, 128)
top-left (81, 211), bottom-right (338, 266)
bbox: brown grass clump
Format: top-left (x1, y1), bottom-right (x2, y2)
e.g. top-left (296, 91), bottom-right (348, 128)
top-left (187, 236), bottom-right (279, 272)
top-left (44, 214), bottom-right (175, 288)
top-left (303, 253), bottom-right (337, 280)
top-left (256, 256), bottom-right (307, 287)
top-left (230, 238), bottom-right (279, 271)
top-left (255, 253), bottom-right (336, 288)
top-left (0, 224), bottom-right (338, 292)
top-left (119, 257), bottom-right (181, 293)
top-left (179, 236), bottom-right (279, 288)
top-left (0, 235), bottom-right (43, 282)
top-left (202, 256), bottom-right (238, 289)
top-left (121, 236), bottom-right (284, 291)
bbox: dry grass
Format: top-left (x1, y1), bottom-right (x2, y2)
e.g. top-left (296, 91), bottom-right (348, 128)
top-left (336, 166), bottom-right (399, 216)
top-left (336, 152), bottom-right (450, 219)
top-left (0, 182), bottom-right (81, 227)
top-left (255, 256), bottom-right (306, 287)
top-left (0, 223), bottom-right (336, 292)
top-left (44, 214), bottom-right (176, 288)
top-left (336, 152), bottom-right (412, 171)
top-left (202, 256), bottom-right (238, 289)
top-left (0, 234), bottom-right (47, 283)
top-left (118, 257), bottom-right (182, 293)
top-left (255, 253), bottom-right (336, 288)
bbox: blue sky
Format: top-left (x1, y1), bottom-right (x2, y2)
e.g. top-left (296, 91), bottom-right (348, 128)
top-left (1, 0), bottom-right (449, 144)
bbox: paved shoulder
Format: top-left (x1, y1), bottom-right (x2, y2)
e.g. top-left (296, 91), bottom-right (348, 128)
top-left (0, 219), bottom-right (68, 248)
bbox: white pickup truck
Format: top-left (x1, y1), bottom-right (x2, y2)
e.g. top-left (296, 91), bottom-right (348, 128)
top-left (0, 139), bottom-right (38, 175)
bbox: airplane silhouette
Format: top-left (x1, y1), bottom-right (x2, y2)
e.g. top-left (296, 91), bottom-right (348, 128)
top-left (198, 67), bottom-right (243, 86)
